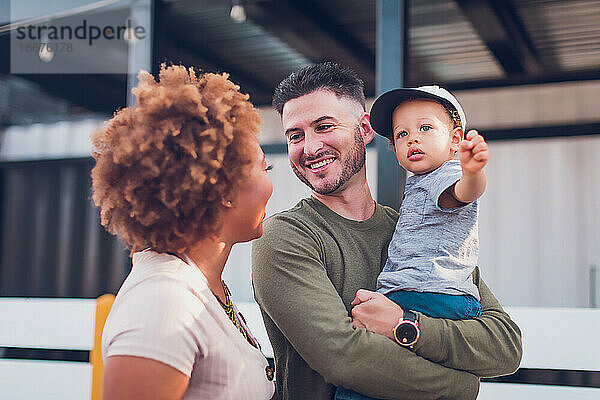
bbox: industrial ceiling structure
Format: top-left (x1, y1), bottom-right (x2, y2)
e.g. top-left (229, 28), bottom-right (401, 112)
top-left (0, 0), bottom-right (599, 126)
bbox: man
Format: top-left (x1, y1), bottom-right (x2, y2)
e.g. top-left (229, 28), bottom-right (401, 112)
top-left (252, 62), bottom-right (522, 400)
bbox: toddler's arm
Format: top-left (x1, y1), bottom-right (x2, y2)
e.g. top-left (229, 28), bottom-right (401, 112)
top-left (453, 130), bottom-right (489, 203)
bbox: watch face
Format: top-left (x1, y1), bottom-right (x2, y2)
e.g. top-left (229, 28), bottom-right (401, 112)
top-left (395, 323), bottom-right (418, 345)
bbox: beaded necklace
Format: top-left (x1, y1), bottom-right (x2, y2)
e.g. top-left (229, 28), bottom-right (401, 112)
top-left (214, 280), bottom-right (258, 349)
top-left (215, 281), bottom-right (274, 381)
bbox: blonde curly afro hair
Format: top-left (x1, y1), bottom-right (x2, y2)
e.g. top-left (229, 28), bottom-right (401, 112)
top-left (91, 64), bottom-right (261, 254)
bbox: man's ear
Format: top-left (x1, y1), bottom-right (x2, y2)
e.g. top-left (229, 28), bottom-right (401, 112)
top-left (450, 126), bottom-right (463, 152)
top-left (360, 113), bottom-right (376, 145)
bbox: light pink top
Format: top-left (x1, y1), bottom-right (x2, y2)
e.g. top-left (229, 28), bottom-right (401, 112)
top-left (102, 250), bottom-right (275, 400)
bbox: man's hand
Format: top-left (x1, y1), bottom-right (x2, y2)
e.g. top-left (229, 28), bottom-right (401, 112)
top-left (351, 289), bottom-right (405, 340)
top-left (459, 130), bottom-right (489, 175)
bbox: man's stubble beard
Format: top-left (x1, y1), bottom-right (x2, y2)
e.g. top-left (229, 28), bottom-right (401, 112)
top-left (290, 126), bottom-right (366, 195)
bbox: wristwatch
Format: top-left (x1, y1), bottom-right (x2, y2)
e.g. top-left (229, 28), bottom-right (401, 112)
top-left (393, 310), bottom-right (420, 347)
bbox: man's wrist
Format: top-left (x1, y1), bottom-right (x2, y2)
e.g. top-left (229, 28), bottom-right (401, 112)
top-left (385, 307), bottom-right (404, 340)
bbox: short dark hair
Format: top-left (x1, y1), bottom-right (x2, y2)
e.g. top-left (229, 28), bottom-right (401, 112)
top-left (272, 62), bottom-right (366, 114)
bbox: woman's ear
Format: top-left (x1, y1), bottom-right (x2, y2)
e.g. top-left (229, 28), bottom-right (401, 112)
top-left (450, 127), bottom-right (463, 152)
top-left (221, 198), bottom-right (233, 208)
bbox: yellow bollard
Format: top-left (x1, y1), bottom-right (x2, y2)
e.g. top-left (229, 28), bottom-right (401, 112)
top-left (90, 294), bottom-right (115, 400)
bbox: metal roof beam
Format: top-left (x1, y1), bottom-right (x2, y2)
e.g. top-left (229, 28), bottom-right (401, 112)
top-left (154, 1), bottom-right (274, 104)
top-left (444, 67), bottom-right (600, 91)
top-left (243, 2), bottom-right (322, 62)
top-left (476, 122), bottom-right (600, 141)
top-left (456, 0), bottom-right (542, 76)
top-left (244, 0), bottom-right (375, 72)
top-left (155, 34), bottom-right (273, 104)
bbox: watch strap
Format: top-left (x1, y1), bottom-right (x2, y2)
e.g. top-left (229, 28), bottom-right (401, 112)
top-left (403, 310), bottom-right (417, 323)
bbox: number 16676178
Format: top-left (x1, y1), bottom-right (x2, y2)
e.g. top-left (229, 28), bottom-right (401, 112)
top-left (19, 42), bottom-right (73, 53)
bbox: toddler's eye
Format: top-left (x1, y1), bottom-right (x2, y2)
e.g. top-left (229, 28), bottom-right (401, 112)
top-left (265, 165), bottom-right (273, 172)
top-left (396, 131), bottom-right (408, 138)
top-left (421, 125), bottom-right (432, 132)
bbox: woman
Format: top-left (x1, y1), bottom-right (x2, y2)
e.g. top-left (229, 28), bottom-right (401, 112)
top-left (92, 64), bottom-right (275, 399)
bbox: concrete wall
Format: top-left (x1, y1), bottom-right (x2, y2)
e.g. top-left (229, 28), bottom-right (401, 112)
top-left (480, 135), bottom-right (600, 307)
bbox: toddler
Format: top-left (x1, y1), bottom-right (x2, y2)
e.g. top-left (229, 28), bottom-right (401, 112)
top-left (335, 85), bottom-right (489, 400)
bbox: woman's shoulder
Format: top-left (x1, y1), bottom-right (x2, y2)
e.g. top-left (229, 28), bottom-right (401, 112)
top-left (111, 250), bottom-right (213, 324)
top-left (129, 250), bottom-right (208, 289)
top-left (103, 251), bottom-right (216, 375)
top-left (131, 249), bottom-right (184, 272)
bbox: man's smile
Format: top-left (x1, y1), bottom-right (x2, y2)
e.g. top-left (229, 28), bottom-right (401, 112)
top-left (304, 156), bottom-right (336, 172)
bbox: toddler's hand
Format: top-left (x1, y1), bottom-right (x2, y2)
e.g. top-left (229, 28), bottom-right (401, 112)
top-left (459, 130), bottom-right (489, 174)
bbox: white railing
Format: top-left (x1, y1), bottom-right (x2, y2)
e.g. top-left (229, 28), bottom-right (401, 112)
top-left (478, 306), bottom-right (600, 399)
top-left (2, 300), bottom-right (598, 399)
top-left (0, 296), bottom-right (113, 400)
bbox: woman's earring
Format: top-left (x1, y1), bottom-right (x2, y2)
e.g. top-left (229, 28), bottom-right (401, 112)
top-left (221, 198), bottom-right (233, 208)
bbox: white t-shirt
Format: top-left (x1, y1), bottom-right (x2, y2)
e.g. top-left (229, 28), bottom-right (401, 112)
top-left (102, 250), bottom-right (275, 400)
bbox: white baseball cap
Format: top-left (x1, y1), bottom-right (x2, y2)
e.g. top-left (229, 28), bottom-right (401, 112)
top-left (370, 85), bottom-right (466, 140)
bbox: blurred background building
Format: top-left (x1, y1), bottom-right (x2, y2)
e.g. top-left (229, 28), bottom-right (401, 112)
top-left (1, 0), bottom-right (599, 312)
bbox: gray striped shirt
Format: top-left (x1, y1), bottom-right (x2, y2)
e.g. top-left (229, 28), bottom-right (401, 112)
top-left (377, 160), bottom-right (480, 300)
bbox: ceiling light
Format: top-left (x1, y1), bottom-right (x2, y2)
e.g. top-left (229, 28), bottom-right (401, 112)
top-left (230, 0), bottom-right (246, 23)
top-left (39, 36), bottom-right (54, 63)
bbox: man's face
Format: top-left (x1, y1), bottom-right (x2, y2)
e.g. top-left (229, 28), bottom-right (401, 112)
top-left (281, 90), bottom-right (372, 195)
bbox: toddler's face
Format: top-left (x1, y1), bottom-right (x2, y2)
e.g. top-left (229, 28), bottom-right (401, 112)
top-left (391, 99), bottom-right (462, 175)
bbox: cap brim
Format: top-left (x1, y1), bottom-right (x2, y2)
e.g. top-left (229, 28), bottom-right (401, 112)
top-left (370, 88), bottom-right (458, 139)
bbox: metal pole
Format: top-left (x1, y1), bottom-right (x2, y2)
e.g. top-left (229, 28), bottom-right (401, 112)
top-left (126, 0), bottom-right (153, 107)
top-left (376, 0), bottom-right (407, 209)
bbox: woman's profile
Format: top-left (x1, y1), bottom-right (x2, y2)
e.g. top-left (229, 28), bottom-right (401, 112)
top-left (92, 64), bottom-right (275, 399)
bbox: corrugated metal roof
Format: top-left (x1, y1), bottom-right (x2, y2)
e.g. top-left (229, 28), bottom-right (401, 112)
top-left (408, 0), bottom-right (504, 84)
top-left (514, 0), bottom-right (600, 71)
top-left (161, 0), bottom-right (310, 102)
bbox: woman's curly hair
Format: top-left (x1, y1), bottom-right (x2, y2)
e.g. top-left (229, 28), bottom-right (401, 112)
top-left (91, 64), bottom-right (261, 254)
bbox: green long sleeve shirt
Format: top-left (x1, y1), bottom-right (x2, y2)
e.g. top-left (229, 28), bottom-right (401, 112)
top-left (252, 198), bottom-right (522, 400)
